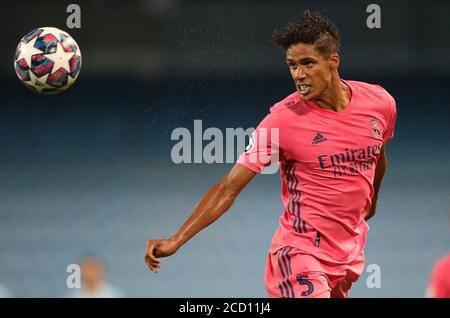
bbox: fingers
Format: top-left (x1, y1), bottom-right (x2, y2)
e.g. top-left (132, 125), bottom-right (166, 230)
top-left (145, 240), bottom-right (161, 273)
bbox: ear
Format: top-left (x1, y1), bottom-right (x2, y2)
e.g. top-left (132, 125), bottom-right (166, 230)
top-left (329, 53), bottom-right (340, 69)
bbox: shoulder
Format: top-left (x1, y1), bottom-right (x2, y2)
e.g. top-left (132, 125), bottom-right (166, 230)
top-left (257, 92), bottom-right (299, 128)
top-left (347, 80), bottom-right (397, 126)
top-left (430, 253), bottom-right (450, 284)
top-left (269, 91), bottom-right (300, 114)
top-left (347, 80), bottom-right (396, 105)
top-left (103, 283), bottom-right (125, 298)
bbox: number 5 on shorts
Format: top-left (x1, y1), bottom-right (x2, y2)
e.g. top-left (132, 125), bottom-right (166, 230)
top-left (296, 274), bottom-right (314, 296)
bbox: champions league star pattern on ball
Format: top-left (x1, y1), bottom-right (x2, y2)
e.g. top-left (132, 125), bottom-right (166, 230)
top-left (14, 27), bottom-right (82, 94)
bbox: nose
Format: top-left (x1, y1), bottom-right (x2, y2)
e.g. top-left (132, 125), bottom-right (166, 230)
top-left (293, 65), bottom-right (306, 81)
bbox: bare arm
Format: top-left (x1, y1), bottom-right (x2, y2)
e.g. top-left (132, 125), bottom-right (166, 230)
top-left (365, 146), bottom-right (388, 221)
top-left (145, 164), bottom-right (257, 272)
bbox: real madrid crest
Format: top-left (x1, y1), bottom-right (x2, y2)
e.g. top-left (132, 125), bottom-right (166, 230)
top-left (370, 118), bottom-right (383, 138)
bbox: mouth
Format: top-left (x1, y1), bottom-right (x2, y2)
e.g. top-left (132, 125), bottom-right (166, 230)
top-left (297, 84), bottom-right (312, 95)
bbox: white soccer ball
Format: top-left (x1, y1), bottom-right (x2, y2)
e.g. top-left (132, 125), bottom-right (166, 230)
top-left (14, 27), bottom-right (82, 94)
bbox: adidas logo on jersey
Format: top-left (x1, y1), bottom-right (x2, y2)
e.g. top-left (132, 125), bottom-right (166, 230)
top-left (312, 132), bottom-right (327, 144)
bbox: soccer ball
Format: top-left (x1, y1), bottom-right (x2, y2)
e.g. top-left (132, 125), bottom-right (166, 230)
top-left (14, 27), bottom-right (82, 94)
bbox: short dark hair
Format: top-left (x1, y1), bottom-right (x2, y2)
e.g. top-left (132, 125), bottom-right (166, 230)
top-left (272, 10), bottom-right (341, 57)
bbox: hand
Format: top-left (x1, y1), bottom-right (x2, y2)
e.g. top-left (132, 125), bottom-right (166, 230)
top-left (144, 237), bottom-right (180, 273)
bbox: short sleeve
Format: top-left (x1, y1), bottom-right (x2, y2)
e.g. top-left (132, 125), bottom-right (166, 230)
top-left (383, 93), bottom-right (397, 145)
top-left (237, 112), bottom-right (281, 173)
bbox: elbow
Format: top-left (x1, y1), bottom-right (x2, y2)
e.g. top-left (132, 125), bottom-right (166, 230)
top-left (365, 209), bottom-right (376, 221)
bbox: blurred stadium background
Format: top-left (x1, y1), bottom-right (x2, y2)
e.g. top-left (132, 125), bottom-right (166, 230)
top-left (0, 0), bottom-right (449, 297)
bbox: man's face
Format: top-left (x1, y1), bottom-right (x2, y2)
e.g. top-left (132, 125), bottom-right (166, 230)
top-left (81, 258), bottom-right (104, 288)
top-left (285, 43), bottom-right (338, 101)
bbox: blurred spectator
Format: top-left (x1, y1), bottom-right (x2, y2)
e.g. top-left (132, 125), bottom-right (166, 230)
top-left (66, 255), bottom-right (125, 298)
top-left (0, 283), bottom-right (13, 298)
top-left (426, 208), bottom-right (450, 298)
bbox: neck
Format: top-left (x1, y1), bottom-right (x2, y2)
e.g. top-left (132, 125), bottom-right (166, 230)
top-left (315, 73), bottom-right (350, 112)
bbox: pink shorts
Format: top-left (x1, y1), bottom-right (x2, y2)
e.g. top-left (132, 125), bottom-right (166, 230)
top-left (265, 246), bottom-right (365, 298)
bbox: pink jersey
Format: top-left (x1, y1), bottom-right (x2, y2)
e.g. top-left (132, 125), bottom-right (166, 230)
top-left (237, 80), bottom-right (397, 264)
top-left (428, 253), bottom-right (450, 298)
